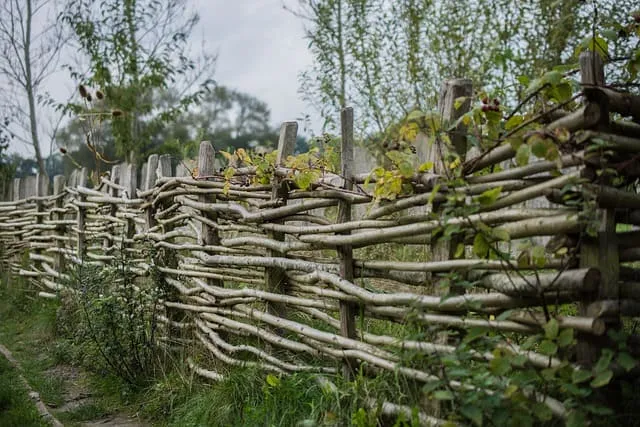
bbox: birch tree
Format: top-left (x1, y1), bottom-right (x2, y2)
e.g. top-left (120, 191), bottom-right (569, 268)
top-left (0, 0), bottom-right (66, 178)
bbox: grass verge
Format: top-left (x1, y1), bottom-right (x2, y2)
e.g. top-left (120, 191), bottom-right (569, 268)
top-left (0, 353), bottom-right (49, 427)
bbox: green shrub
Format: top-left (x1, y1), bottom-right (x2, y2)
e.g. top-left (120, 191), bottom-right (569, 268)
top-left (58, 251), bottom-right (165, 386)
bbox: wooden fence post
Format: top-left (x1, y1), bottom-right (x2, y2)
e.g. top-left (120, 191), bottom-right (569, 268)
top-left (141, 162), bottom-right (148, 190)
top-left (18, 177), bottom-right (26, 200)
top-left (338, 107), bottom-right (357, 378)
top-left (433, 79), bottom-right (472, 300)
top-left (158, 154), bottom-right (172, 179)
top-left (12, 178), bottom-right (20, 201)
top-left (144, 154), bottom-right (159, 230)
top-left (53, 175), bottom-right (66, 272)
top-left (122, 164), bottom-right (137, 242)
top-left (25, 176), bottom-right (36, 199)
top-left (427, 79), bottom-right (472, 416)
top-left (577, 51), bottom-right (618, 366)
top-left (104, 164), bottom-right (121, 255)
top-left (264, 122), bottom-right (297, 319)
top-left (33, 173), bottom-right (49, 271)
top-left (76, 168), bottom-right (88, 260)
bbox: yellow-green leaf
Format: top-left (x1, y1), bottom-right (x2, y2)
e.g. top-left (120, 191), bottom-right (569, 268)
top-left (590, 370), bottom-right (613, 388)
top-left (266, 374), bottom-right (281, 387)
top-left (473, 233), bottom-right (489, 258)
top-left (476, 187), bottom-right (502, 206)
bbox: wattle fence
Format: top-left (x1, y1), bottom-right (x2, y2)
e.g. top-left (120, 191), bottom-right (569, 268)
top-left (1, 52), bottom-right (640, 424)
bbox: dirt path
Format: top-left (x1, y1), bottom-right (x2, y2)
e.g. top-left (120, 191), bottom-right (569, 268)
top-left (1, 343), bottom-right (148, 427)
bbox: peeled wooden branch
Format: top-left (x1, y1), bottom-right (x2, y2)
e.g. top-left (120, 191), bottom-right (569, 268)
top-left (297, 209), bottom-right (576, 248)
top-left (472, 268), bottom-right (599, 296)
top-left (197, 319), bottom-right (336, 374)
top-left (508, 311), bottom-right (606, 335)
top-left (356, 258), bottom-right (565, 273)
top-left (586, 184), bottom-right (640, 210)
top-left (187, 358), bottom-right (223, 381)
top-left (365, 398), bottom-right (450, 427)
top-left (587, 300), bottom-right (640, 318)
top-left (468, 152), bottom-right (583, 184)
top-left (584, 86), bottom-right (640, 122)
top-left (484, 171), bottom-right (580, 211)
top-left (463, 103), bottom-right (601, 174)
top-left (367, 305), bottom-right (538, 334)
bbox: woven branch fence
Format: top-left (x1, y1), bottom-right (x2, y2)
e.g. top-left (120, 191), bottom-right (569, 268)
top-left (1, 52), bottom-right (640, 424)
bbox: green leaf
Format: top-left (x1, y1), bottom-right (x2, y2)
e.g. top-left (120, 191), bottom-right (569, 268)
top-left (595, 349), bottom-right (614, 374)
top-left (557, 328), bottom-right (574, 348)
top-left (532, 403), bottom-right (553, 421)
top-left (572, 369), bottom-right (592, 384)
top-left (491, 228), bottom-right (510, 242)
top-left (531, 245), bottom-right (546, 268)
top-left (584, 404), bottom-right (614, 415)
top-left (418, 161), bottom-right (434, 172)
top-left (433, 390), bottom-right (454, 400)
top-left (616, 352), bottom-right (638, 372)
top-left (454, 97), bottom-right (468, 110)
top-left (406, 110), bottom-right (425, 121)
top-left (567, 411), bottom-right (587, 427)
top-left (463, 327), bottom-right (488, 344)
top-left (473, 233), bottom-right (489, 258)
top-left (505, 115), bottom-right (523, 131)
top-left (266, 374), bottom-right (280, 387)
top-left (544, 319), bottom-right (559, 340)
top-left (422, 381), bottom-right (441, 393)
top-left (539, 340), bottom-right (558, 356)
top-left (517, 75), bottom-right (530, 87)
top-left (530, 135), bottom-right (552, 158)
top-left (476, 187), bottom-right (502, 206)
top-left (542, 70), bottom-right (563, 86)
top-left (510, 354), bottom-right (528, 368)
top-left (490, 356), bottom-right (511, 376)
top-left (398, 161), bottom-right (414, 178)
top-left (460, 404), bottom-right (483, 426)
top-left (521, 334), bottom-right (539, 350)
top-left (587, 36), bottom-right (609, 58)
top-left (515, 144), bottom-right (530, 166)
top-left (590, 369), bottom-right (613, 388)
top-left (454, 243), bottom-right (465, 259)
top-left (496, 309), bottom-right (514, 321)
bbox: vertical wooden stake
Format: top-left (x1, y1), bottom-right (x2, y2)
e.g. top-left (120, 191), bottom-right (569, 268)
top-left (144, 154), bottom-right (159, 230)
top-left (33, 173), bottom-right (49, 271)
top-left (197, 141), bottom-right (223, 289)
top-left (76, 168), bottom-right (88, 260)
top-left (264, 122), bottom-right (297, 318)
top-left (53, 175), bottom-right (66, 272)
top-left (141, 162), bottom-right (148, 190)
top-left (18, 177), bottom-right (26, 200)
top-left (433, 79), bottom-right (472, 301)
top-left (577, 51), bottom-right (617, 366)
top-left (427, 79), bottom-right (472, 417)
top-left (158, 154), bottom-right (172, 179)
top-left (338, 107), bottom-right (357, 378)
top-left (122, 164), bottom-right (138, 242)
top-left (12, 178), bottom-right (20, 201)
top-left (104, 164), bottom-right (121, 255)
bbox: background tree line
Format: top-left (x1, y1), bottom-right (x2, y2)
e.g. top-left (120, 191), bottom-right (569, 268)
top-left (0, 0), bottom-right (638, 193)
top-left (289, 0), bottom-right (639, 137)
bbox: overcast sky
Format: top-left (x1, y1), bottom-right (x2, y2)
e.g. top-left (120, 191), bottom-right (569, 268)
top-left (193, 0), bottom-right (317, 128)
top-left (8, 0), bottom-right (317, 156)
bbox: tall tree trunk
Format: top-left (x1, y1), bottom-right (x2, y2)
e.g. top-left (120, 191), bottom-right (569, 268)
top-left (24, 0), bottom-right (47, 179)
top-left (337, 0), bottom-right (346, 109)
